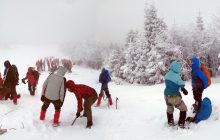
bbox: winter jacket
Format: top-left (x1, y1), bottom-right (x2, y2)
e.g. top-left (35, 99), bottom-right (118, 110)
top-left (23, 67), bottom-right (37, 85)
top-left (195, 97), bottom-right (212, 123)
top-left (0, 73), bottom-right (3, 87)
top-left (99, 68), bottom-right (111, 84)
top-left (164, 61), bottom-right (185, 96)
top-left (42, 66), bottom-right (67, 102)
top-left (3, 66), bottom-right (17, 87)
top-left (191, 57), bottom-right (208, 89)
top-left (66, 80), bottom-right (96, 113)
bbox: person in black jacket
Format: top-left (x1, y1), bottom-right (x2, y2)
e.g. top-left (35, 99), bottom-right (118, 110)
top-left (96, 68), bottom-right (112, 106)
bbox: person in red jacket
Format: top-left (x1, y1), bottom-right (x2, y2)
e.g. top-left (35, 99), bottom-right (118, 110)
top-left (66, 80), bottom-right (98, 128)
top-left (22, 67), bottom-right (39, 96)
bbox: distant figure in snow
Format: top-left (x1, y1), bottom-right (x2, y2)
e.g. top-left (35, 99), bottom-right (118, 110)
top-left (40, 66), bottom-right (67, 126)
top-left (66, 80), bottom-right (98, 128)
top-left (164, 61), bottom-right (188, 128)
top-left (22, 67), bottom-right (39, 96)
top-left (96, 68), bottom-right (112, 106)
top-left (186, 97), bottom-right (212, 124)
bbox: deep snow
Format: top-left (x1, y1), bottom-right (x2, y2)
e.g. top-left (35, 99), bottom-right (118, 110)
top-left (0, 66), bottom-right (220, 140)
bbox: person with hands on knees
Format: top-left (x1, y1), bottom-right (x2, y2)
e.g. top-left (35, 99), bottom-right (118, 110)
top-left (66, 80), bottom-right (98, 128)
top-left (164, 60), bottom-right (188, 129)
top-left (40, 66), bottom-right (67, 126)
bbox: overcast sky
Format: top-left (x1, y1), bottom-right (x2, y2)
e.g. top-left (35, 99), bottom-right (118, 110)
top-left (0, 0), bottom-right (219, 46)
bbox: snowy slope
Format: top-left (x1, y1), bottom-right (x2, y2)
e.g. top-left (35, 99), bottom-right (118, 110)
top-left (0, 66), bottom-right (220, 140)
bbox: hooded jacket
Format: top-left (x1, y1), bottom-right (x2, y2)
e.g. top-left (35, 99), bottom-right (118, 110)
top-left (164, 61), bottom-right (185, 96)
top-left (190, 57), bottom-right (208, 89)
top-left (66, 80), bottom-right (96, 113)
top-left (42, 66), bottom-right (67, 102)
top-left (99, 68), bottom-right (111, 84)
top-left (195, 97), bottom-right (212, 123)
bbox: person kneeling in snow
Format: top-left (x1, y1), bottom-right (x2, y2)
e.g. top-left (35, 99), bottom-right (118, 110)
top-left (40, 66), bottom-right (67, 126)
top-left (164, 61), bottom-right (188, 128)
top-left (66, 80), bottom-right (98, 128)
top-left (186, 97), bottom-right (212, 124)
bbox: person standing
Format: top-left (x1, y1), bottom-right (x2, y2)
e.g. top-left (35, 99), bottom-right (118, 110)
top-left (40, 66), bottom-right (67, 126)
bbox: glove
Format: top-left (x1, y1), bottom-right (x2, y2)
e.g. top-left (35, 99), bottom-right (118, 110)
top-left (58, 100), bottom-right (63, 107)
top-left (186, 117), bottom-right (195, 122)
top-left (76, 112), bottom-right (81, 118)
top-left (41, 95), bottom-right (45, 102)
top-left (22, 79), bottom-right (26, 84)
top-left (181, 88), bottom-right (188, 95)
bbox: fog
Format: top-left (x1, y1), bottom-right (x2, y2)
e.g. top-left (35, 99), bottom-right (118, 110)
top-left (0, 0), bottom-right (220, 72)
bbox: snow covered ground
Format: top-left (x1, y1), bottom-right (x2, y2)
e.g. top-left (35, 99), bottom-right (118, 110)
top-left (0, 66), bottom-right (220, 140)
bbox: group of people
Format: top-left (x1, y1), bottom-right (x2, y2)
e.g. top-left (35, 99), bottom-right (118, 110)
top-left (164, 57), bottom-right (212, 128)
top-left (0, 57), bottom-right (213, 129)
top-left (0, 59), bottom-right (112, 128)
top-left (39, 66), bottom-right (112, 128)
top-left (36, 57), bottom-right (73, 73)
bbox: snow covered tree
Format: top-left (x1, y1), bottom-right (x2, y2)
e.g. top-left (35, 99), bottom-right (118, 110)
top-left (197, 11), bottom-right (205, 31)
top-left (144, 4), bottom-right (167, 46)
top-left (106, 48), bottom-right (125, 78)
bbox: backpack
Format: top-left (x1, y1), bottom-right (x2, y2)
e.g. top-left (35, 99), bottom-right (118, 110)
top-left (33, 70), bottom-right (40, 81)
top-left (11, 65), bottom-right (19, 85)
top-left (200, 65), bottom-right (211, 87)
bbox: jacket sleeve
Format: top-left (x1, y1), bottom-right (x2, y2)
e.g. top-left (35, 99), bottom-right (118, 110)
top-left (42, 76), bottom-right (49, 96)
top-left (75, 93), bottom-right (83, 113)
top-left (198, 69), bottom-right (208, 88)
top-left (177, 75), bottom-right (185, 88)
top-left (59, 78), bottom-right (66, 102)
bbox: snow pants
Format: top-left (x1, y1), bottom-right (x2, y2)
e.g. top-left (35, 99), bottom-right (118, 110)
top-left (164, 94), bottom-right (187, 114)
top-left (0, 85), bottom-right (17, 100)
top-left (41, 97), bottom-right (62, 112)
top-left (84, 92), bottom-right (98, 122)
top-left (193, 88), bottom-right (204, 110)
top-left (28, 83), bottom-right (36, 96)
top-left (99, 83), bottom-right (110, 98)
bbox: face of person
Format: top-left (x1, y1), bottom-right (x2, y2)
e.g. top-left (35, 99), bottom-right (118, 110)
top-left (188, 60), bottom-right (193, 66)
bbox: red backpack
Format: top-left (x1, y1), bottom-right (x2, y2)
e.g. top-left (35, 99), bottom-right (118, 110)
top-left (200, 65), bottom-right (211, 87)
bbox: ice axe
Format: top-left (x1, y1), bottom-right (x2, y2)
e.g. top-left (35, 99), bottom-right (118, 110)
top-left (71, 117), bottom-right (78, 126)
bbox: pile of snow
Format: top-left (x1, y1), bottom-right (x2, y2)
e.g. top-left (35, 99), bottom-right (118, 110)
top-left (0, 66), bottom-right (220, 140)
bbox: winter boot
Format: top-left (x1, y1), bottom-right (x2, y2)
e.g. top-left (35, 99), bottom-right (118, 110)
top-left (13, 95), bottom-right (17, 105)
top-left (167, 112), bottom-right (174, 126)
top-left (96, 96), bottom-right (102, 106)
top-left (178, 111), bottom-right (186, 128)
top-left (108, 97), bottom-right (113, 106)
top-left (53, 111), bottom-right (60, 125)
top-left (40, 110), bottom-right (46, 120)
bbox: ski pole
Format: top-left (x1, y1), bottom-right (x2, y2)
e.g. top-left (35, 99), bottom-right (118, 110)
top-left (71, 117), bottom-right (77, 126)
top-left (116, 97), bottom-right (119, 110)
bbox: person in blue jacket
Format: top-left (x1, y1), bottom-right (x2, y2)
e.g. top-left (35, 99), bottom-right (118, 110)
top-left (188, 57), bottom-right (208, 113)
top-left (96, 68), bottom-right (112, 106)
top-left (186, 97), bottom-right (212, 123)
top-left (164, 61), bottom-right (188, 128)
